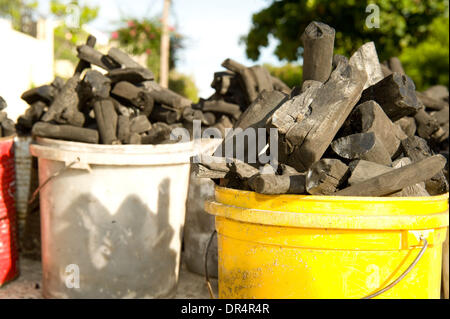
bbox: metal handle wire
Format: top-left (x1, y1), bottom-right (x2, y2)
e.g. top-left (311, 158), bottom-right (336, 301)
top-left (362, 236), bottom-right (428, 299)
top-left (28, 159), bottom-right (80, 205)
top-left (205, 230), bottom-right (217, 299)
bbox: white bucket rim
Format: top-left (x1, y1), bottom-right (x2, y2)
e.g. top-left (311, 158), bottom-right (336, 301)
top-left (29, 137), bottom-right (222, 166)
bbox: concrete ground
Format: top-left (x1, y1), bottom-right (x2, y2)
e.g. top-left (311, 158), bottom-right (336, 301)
top-left (0, 257), bottom-right (217, 299)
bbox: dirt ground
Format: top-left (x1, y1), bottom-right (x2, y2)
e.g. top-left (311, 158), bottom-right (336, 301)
top-left (0, 256), bottom-right (217, 299)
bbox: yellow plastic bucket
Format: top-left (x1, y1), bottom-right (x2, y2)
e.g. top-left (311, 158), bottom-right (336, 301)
top-left (205, 186), bottom-right (449, 299)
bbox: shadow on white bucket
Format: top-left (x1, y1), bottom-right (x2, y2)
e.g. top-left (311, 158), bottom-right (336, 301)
top-left (29, 137), bottom-right (205, 298)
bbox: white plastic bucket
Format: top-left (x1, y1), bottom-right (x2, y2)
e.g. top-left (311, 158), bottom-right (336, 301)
top-left (30, 137), bottom-right (196, 298)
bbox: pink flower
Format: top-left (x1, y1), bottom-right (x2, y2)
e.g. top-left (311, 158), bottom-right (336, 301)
top-left (111, 31), bottom-right (119, 39)
top-left (127, 20), bottom-right (135, 27)
top-left (146, 48), bottom-right (152, 55)
top-left (168, 26), bottom-right (175, 32)
top-left (149, 33), bottom-right (155, 39)
top-left (130, 29), bottom-right (136, 37)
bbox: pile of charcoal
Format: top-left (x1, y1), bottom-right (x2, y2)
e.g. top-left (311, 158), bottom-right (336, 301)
top-left (16, 35), bottom-right (289, 145)
top-left (0, 96), bottom-right (16, 138)
top-left (195, 21), bottom-right (449, 197)
top-left (192, 58), bottom-right (290, 136)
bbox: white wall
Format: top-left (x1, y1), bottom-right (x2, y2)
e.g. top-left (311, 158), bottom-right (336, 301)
top-left (0, 18), bottom-right (54, 121)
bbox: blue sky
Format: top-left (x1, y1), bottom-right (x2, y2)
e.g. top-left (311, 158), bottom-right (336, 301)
top-left (37, 0), bottom-right (287, 97)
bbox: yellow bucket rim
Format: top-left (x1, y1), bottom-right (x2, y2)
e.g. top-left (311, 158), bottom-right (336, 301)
top-left (204, 186), bottom-right (449, 230)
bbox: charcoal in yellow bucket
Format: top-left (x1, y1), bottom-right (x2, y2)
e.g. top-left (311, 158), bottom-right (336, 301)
top-left (204, 186), bottom-right (449, 299)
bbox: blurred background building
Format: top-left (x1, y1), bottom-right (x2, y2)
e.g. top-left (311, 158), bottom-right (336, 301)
top-left (0, 18), bottom-right (53, 121)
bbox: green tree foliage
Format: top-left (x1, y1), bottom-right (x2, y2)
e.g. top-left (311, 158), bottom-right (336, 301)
top-left (113, 18), bottom-right (183, 80)
top-left (113, 18), bottom-right (198, 100)
top-left (264, 63), bottom-right (302, 88)
top-left (0, 0), bottom-right (37, 30)
top-left (50, 0), bottom-right (99, 63)
top-left (243, 0), bottom-right (449, 89)
top-left (168, 71), bottom-right (199, 102)
top-left (400, 16), bottom-right (449, 89)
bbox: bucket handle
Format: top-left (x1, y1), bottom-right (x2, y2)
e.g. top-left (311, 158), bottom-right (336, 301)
top-left (205, 230), bottom-right (217, 299)
top-left (362, 235), bottom-right (428, 299)
top-left (205, 231), bottom-right (428, 299)
top-left (28, 159), bottom-right (80, 205)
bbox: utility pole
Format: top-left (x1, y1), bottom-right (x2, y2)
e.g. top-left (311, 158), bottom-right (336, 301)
top-left (160, 0), bottom-right (171, 88)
